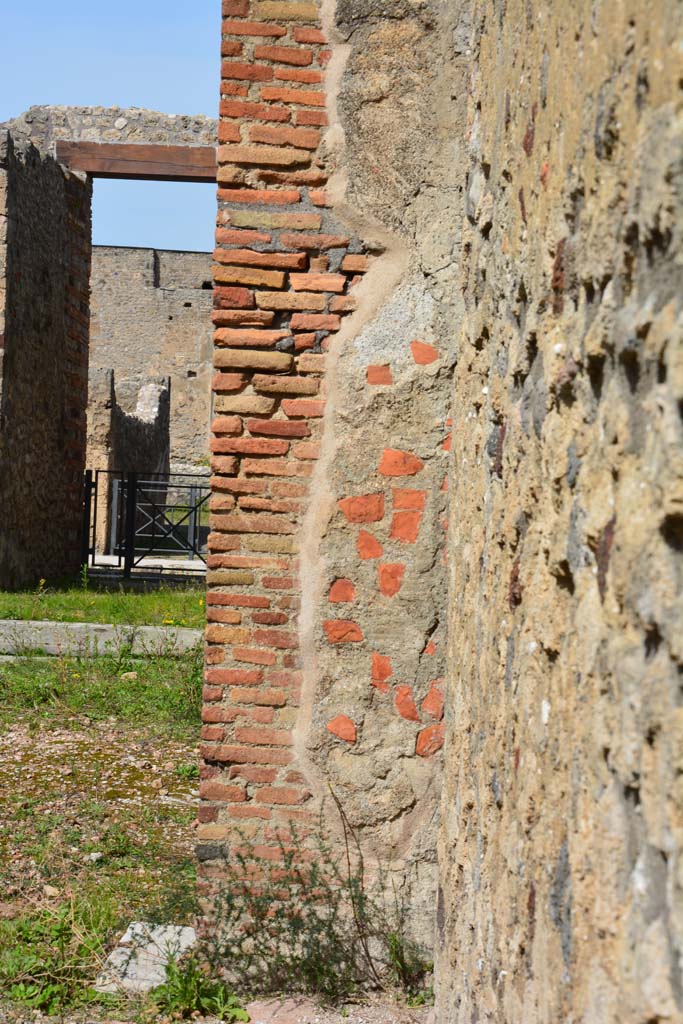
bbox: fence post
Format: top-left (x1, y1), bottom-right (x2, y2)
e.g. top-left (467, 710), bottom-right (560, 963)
top-left (81, 470), bottom-right (93, 569)
top-left (123, 472), bottom-right (137, 579)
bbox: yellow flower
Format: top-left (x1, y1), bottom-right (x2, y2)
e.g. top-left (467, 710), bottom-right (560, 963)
top-left (198, 598), bottom-right (204, 606)
top-left (163, 618), bottom-right (174, 625)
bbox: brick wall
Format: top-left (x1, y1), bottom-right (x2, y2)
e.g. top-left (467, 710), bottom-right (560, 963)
top-left (200, 0), bottom-right (448, 950)
top-left (0, 133), bottom-right (91, 588)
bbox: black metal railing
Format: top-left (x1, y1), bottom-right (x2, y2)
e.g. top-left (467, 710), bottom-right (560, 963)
top-left (82, 469), bottom-right (210, 576)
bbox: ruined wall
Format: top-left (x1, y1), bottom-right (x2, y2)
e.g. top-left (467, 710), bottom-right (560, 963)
top-left (199, 0), bottom-right (452, 949)
top-left (1, 106), bottom-right (216, 152)
top-left (202, 0), bottom-right (683, 1011)
top-left (0, 132), bottom-right (91, 588)
top-left (89, 246), bottom-right (213, 475)
top-left (434, 1), bottom-right (683, 1021)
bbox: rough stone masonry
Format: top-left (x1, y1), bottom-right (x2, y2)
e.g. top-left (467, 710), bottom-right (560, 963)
top-left (201, 0), bottom-right (683, 1020)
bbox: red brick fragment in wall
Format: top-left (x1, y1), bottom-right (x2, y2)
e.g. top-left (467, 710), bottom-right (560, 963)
top-left (394, 685), bottom-right (420, 722)
top-left (371, 653), bottom-right (392, 692)
top-left (416, 723), bottom-right (446, 757)
top-left (393, 488), bottom-right (427, 510)
top-left (379, 449), bottom-right (425, 477)
top-left (338, 493), bottom-right (385, 524)
top-left (422, 679), bottom-right (445, 721)
top-left (378, 563), bottom-right (406, 597)
top-left (357, 530), bottom-right (383, 560)
top-left (323, 620), bottom-right (364, 644)
top-left (329, 578), bottom-right (356, 603)
top-left (410, 340), bottom-right (439, 365)
top-left (366, 364), bottom-right (392, 385)
top-left (326, 715), bottom-right (357, 744)
top-left (390, 510), bottom-right (423, 543)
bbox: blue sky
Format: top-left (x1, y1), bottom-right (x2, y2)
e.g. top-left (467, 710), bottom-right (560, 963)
top-left (0, 1), bottom-right (220, 251)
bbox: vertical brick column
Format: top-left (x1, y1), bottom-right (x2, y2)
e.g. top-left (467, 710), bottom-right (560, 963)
top-left (198, 0), bottom-right (368, 891)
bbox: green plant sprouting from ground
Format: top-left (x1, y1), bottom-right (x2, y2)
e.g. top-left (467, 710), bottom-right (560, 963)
top-left (149, 955), bottom-right (248, 1022)
top-left (204, 793), bottom-right (432, 1006)
top-left (0, 898), bottom-right (117, 1015)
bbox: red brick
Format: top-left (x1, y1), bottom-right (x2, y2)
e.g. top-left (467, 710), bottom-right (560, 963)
top-left (211, 511), bottom-right (295, 534)
top-left (206, 668), bottom-right (264, 686)
top-left (222, 60), bottom-right (273, 81)
top-left (215, 228), bottom-right (272, 246)
top-left (234, 647), bottom-right (278, 665)
top-left (292, 441), bottom-right (320, 459)
top-left (291, 272), bottom-right (344, 292)
top-left (242, 457), bottom-right (312, 477)
top-left (390, 510), bottom-right (423, 543)
top-left (220, 81), bottom-right (250, 97)
top-left (220, 99), bottom-right (291, 122)
top-left (255, 786), bottom-right (310, 804)
top-left (367, 364), bottom-right (392, 385)
top-left (282, 398), bottom-right (325, 418)
top-left (416, 723), bottom-right (445, 757)
top-left (231, 687), bottom-right (288, 706)
top-left (205, 744), bottom-right (293, 765)
top-left (229, 765), bottom-right (278, 783)
top-left (218, 120), bottom-right (242, 142)
top-left (422, 679), bottom-right (445, 721)
top-left (235, 726), bottom-right (293, 746)
top-left (393, 488), bottom-right (427, 510)
top-left (394, 685), bottom-right (420, 722)
top-left (371, 653), bottom-right (392, 692)
top-left (223, 19), bottom-right (288, 35)
top-left (254, 44), bottom-right (313, 65)
top-left (378, 449), bottom-right (425, 477)
top-left (203, 686), bottom-right (223, 702)
top-left (338, 492), bottom-right (384, 524)
top-left (253, 629), bottom-right (297, 648)
top-left (223, 0), bottom-right (249, 14)
top-left (329, 578), bottom-right (356, 603)
top-left (216, 188), bottom-right (301, 205)
top-left (342, 254), bottom-right (370, 272)
top-left (250, 124), bottom-right (320, 149)
top-left (252, 611), bottom-right (289, 625)
top-left (210, 456), bottom-right (239, 475)
top-left (211, 416), bottom-right (243, 435)
top-left (410, 339), bottom-right (439, 365)
top-left (228, 805), bottom-right (271, 819)
top-left (211, 438), bottom-right (289, 456)
top-left (280, 232), bottom-right (349, 249)
top-left (294, 26), bottom-right (327, 42)
top-left (260, 87), bottom-right (326, 106)
top-left (266, 670), bottom-right (303, 687)
top-left (323, 620), bottom-right (364, 644)
top-left (202, 725), bottom-right (225, 741)
top-left (357, 530), bottom-right (383, 560)
top-left (290, 313), bottom-right (340, 331)
top-left (326, 715), bottom-right (357, 743)
top-left (210, 478), bottom-right (268, 494)
top-left (207, 608), bottom-right (242, 625)
top-left (275, 68), bottom-right (324, 84)
top-left (309, 189), bottom-right (331, 206)
top-left (212, 372), bottom-right (247, 393)
top-left (296, 109), bottom-right (329, 126)
top-left (378, 563), bottom-right (405, 597)
top-left (246, 418), bottom-right (311, 437)
top-left (262, 576), bottom-right (295, 589)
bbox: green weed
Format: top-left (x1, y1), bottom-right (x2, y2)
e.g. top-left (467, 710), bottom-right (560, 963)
top-left (150, 956), bottom-right (248, 1022)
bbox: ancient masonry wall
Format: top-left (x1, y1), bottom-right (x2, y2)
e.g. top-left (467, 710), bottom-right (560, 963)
top-left (2, 106), bottom-right (216, 151)
top-left (89, 246), bottom-right (214, 475)
top-left (0, 132), bottom-right (91, 588)
top-left (435, 1), bottom-right (683, 1021)
top-left (199, 0), bottom-right (450, 947)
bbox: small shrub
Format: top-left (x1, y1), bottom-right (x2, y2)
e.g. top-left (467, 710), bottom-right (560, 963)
top-left (151, 955), bottom-right (248, 1021)
top-left (205, 798), bottom-right (431, 1005)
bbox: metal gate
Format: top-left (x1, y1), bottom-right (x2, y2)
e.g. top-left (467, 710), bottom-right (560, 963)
top-left (82, 470), bottom-right (210, 576)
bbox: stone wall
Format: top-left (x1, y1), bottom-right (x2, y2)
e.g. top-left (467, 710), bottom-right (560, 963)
top-left (1, 106), bottom-right (216, 152)
top-left (89, 246), bottom-right (214, 475)
top-left (0, 132), bottom-right (91, 588)
top-left (434, 1), bottom-right (683, 1020)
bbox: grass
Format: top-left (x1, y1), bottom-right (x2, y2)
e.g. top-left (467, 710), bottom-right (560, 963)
top-left (0, 580), bottom-right (206, 629)
top-left (0, 646), bottom-right (203, 734)
top-left (0, 647), bottom-right (203, 1020)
